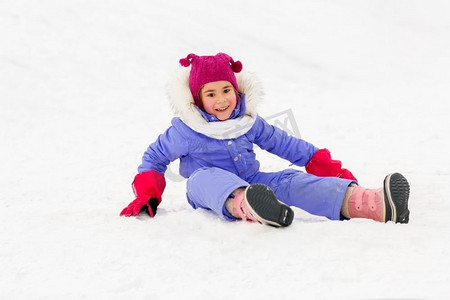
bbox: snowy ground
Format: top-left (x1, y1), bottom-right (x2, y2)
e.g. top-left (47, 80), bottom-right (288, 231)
top-left (2, 0), bottom-right (450, 299)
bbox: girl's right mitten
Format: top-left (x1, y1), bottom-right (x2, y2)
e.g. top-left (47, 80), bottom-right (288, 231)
top-left (120, 170), bottom-right (166, 217)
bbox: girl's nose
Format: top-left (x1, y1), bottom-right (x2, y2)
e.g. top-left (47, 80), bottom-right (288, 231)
top-left (217, 95), bottom-right (227, 104)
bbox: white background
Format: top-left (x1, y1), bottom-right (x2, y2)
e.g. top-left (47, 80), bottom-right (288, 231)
top-left (1, 0), bottom-right (450, 299)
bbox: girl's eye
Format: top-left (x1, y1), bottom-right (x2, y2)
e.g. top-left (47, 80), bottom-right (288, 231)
top-left (207, 93), bottom-right (214, 97)
top-left (224, 88), bottom-right (230, 93)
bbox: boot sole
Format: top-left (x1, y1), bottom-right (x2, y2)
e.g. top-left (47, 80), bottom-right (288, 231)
top-left (244, 184), bottom-right (294, 227)
top-left (384, 173), bottom-right (410, 223)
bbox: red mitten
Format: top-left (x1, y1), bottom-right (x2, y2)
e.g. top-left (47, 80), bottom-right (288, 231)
top-left (305, 148), bottom-right (358, 182)
top-left (120, 170), bottom-right (166, 217)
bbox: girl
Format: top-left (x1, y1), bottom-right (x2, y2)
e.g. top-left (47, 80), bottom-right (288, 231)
top-left (120, 53), bottom-right (410, 227)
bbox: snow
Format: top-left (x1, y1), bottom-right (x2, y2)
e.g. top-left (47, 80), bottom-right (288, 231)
top-left (1, 0), bottom-right (450, 299)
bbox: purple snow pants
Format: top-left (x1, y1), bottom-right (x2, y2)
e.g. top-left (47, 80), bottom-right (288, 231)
top-left (186, 167), bottom-right (354, 221)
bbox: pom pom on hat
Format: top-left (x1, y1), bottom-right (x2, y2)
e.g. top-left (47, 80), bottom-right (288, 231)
top-left (178, 52), bottom-right (243, 109)
top-left (179, 53), bottom-right (198, 67)
top-left (231, 60), bottom-right (243, 73)
top-left (179, 58), bottom-right (191, 67)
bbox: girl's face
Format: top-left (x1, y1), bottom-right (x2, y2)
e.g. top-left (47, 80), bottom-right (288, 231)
top-left (199, 81), bottom-right (238, 121)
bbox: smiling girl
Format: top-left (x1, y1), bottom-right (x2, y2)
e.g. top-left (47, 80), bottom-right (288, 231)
top-left (120, 53), bottom-right (410, 227)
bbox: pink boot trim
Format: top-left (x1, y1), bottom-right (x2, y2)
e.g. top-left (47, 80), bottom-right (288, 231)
top-left (348, 186), bottom-right (385, 222)
top-left (232, 190), bottom-right (262, 224)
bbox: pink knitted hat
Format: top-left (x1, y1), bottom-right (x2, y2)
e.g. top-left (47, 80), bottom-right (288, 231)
top-left (179, 53), bottom-right (243, 109)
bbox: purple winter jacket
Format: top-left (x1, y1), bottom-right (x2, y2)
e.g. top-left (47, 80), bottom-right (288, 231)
top-left (138, 114), bottom-right (318, 182)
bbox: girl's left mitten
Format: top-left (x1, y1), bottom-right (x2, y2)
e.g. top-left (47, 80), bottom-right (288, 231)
top-left (305, 148), bottom-right (358, 182)
top-left (120, 170), bottom-right (166, 217)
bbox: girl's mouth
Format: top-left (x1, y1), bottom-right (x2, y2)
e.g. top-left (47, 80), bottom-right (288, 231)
top-left (215, 106), bottom-right (229, 111)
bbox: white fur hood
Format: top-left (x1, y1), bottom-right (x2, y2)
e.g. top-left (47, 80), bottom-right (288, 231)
top-left (166, 68), bottom-right (264, 139)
